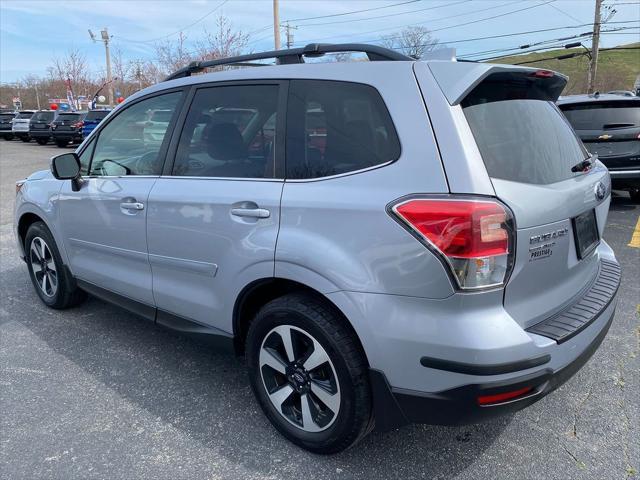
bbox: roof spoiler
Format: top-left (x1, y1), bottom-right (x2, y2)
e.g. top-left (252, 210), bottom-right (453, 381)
top-left (426, 62), bottom-right (568, 105)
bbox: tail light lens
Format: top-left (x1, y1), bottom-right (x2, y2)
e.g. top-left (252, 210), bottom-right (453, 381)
top-left (72, 121), bottom-right (84, 128)
top-left (390, 197), bottom-right (515, 290)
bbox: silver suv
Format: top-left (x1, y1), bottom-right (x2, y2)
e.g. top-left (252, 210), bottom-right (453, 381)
top-left (14, 44), bottom-right (620, 453)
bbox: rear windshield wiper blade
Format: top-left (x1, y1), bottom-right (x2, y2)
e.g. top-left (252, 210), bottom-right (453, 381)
top-left (571, 158), bottom-right (593, 173)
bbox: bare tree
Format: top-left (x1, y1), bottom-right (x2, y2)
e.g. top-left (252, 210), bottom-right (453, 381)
top-left (382, 26), bottom-right (438, 59)
top-left (195, 15), bottom-right (249, 65)
top-left (154, 31), bottom-right (194, 77)
top-left (47, 48), bottom-right (92, 95)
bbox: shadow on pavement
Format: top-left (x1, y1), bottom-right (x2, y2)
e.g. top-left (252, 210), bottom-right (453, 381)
top-left (5, 271), bottom-right (507, 478)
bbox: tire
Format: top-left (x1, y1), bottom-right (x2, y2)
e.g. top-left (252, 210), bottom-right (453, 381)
top-left (35, 138), bottom-right (48, 145)
top-left (20, 136), bottom-right (30, 143)
top-left (56, 140), bottom-right (68, 148)
top-left (629, 188), bottom-right (640, 203)
top-left (25, 221), bottom-right (86, 309)
top-left (3, 134), bottom-right (14, 141)
top-left (246, 293), bottom-right (372, 454)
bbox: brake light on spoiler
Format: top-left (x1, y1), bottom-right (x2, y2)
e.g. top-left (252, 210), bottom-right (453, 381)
top-left (390, 197), bottom-right (515, 290)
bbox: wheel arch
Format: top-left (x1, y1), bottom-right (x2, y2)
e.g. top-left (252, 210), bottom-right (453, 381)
top-left (233, 277), bottom-right (369, 366)
top-left (17, 211), bottom-right (46, 256)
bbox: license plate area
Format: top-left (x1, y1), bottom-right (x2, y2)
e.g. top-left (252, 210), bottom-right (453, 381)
top-left (572, 209), bottom-right (599, 260)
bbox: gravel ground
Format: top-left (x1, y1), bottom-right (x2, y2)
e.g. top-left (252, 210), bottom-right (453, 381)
top-left (1, 140), bottom-right (638, 480)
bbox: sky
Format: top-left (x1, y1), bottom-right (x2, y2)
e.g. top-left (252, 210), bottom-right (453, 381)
top-left (1, 0), bottom-right (639, 83)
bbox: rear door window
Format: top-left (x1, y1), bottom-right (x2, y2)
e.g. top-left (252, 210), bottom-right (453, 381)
top-left (286, 80), bottom-right (400, 179)
top-left (463, 99), bottom-right (587, 185)
top-left (559, 101), bottom-right (640, 130)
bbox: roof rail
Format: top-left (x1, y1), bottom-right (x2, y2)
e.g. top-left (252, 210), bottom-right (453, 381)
top-left (163, 43), bottom-right (413, 81)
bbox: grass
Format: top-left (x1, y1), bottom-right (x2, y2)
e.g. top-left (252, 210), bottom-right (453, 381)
top-left (491, 43), bottom-right (640, 94)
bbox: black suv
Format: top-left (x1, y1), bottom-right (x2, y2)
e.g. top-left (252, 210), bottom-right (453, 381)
top-left (29, 110), bottom-right (58, 145)
top-left (0, 110), bottom-right (16, 140)
top-left (558, 94), bottom-right (640, 201)
top-left (51, 111), bottom-right (87, 147)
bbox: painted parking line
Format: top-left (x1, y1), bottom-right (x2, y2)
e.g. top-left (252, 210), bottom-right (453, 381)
top-left (629, 216), bottom-right (640, 248)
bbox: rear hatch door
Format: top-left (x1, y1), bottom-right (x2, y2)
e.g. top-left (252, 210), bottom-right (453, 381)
top-left (558, 99), bottom-right (640, 170)
top-left (457, 70), bottom-right (610, 328)
top-left (30, 111), bottom-right (55, 130)
top-left (54, 113), bottom-right (82, 131)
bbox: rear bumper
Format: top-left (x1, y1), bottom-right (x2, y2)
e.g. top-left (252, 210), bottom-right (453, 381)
top-left (326, 245), bottom-right (620, 431)
top-left (373, 297), bottom-right (616, 429)
top-left (609, 169), bottom-right (640, 189)
top-left (29, 130), bottom-right (52, 139)
top-left (52, 131), bottom-right (82, 142)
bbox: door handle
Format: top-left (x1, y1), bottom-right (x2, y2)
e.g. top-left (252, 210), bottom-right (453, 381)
top-left (230, 207), bottom-right (270, 219)
top-left (120, 201), bottom-right (145, 211)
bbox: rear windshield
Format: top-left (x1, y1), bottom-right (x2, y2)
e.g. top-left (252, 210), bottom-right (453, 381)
top-left (0, 114), bottom-right (14, 120)
top-left (559, 101), bottom-right (640, 130)
top-left (16, 112), bottom-right (34, 119)
top-left (32, 111), bottom-right (55, 122)
top-left (57, 113), bottom-right (82, 121)
top-left (464, 100), bottom-right (587, 185)
top-left (85, 110), bottom-right (110, 121)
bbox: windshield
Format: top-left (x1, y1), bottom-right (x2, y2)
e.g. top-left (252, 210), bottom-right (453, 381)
top-left (85, 110), bottom-right (110, 121)
top-left (559, 101), bottom-right (640, 130)
top-left (32, 111), bottom-right (55, 122)
top-left (464, 99), bottom-right (588, 185)
top-left (16, 112), bottom-right (34, 119)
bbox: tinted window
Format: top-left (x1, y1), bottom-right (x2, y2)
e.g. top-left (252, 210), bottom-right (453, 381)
top-left (559, 101), bottom-right (640, 130)
top-left (286, 80), bottom-right (399, 179)
top-left (85, 110), bottom-right (110, 121)
top-left (173, 85), bottom-right (279, 178)
top-left (56, 113), bottom-right (82, 122)
top-left (32, 111), bottom-right (55, 122)
top-left (78, 138), bottom-right (95, 175)
top-left (89, 92), bottom-right (181, 176)
top-left (464, 100), bottom-right (587, 185)
top-left (0, 114), bottom-right (14, 121)
top-left (16, 112), bottom-right (34, 119)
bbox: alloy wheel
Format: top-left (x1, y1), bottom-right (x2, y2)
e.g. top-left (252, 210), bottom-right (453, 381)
top-left (29, 237), bottom-right (58, 297)
top-left (259, 324), bottom-right (341, 433)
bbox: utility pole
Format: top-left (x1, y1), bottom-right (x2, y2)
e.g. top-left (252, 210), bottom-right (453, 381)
top-left (34, 84), bottom-right (41, 110)
top-left (273, 0), bottom-right (281, 50)
top-left (587, 0), bottom-right (602, 94)
top-left (89, 28), bottom-right (114, 106)
top-left (284, 21), bottom-right (298, 49)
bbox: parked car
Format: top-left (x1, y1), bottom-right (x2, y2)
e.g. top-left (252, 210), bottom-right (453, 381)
top-left (142, 109), bottom-right (173, 147)
top-left (82, 109), bottom-right (111, 138)
top-left (14, 44), bottom-right (620, 454)
top-left (0, 111), bottom-right (16, 140)
top-left (11, 110), bottom-right (35, 142)
top-left (29, 110), bottom-right (59, 145)
top-left (51, 111), bottom-right (87, 147)
top-left (606, 90), bottom-right (636, 97)
top-left (558, 94), bottom-right (640, 201)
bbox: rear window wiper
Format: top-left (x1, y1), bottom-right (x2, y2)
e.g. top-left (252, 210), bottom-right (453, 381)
top-left (571, 157), bottom-right (594, 173)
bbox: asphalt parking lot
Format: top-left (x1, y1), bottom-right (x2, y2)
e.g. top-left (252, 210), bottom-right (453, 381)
top-left (0, 140), bottom-right (638, 480)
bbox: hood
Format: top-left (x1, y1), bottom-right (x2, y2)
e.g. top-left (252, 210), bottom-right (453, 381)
top-left (27, 169), bottom-right (54, 181)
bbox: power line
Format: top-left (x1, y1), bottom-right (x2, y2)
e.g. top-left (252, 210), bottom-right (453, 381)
top-left (292, 0), bottom-right (523, 46)
top-left (118, 0), bottom-right (229, 44)
top-left (297, 0), bottom-right (473, 27)
top-left (287, 0), bottom-right (420, 23)
top-left (547, 3), bottom-right (585, 25)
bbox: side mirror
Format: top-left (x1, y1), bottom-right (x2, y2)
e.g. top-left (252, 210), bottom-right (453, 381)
top-left (50, 153), bottom-right (82, 191)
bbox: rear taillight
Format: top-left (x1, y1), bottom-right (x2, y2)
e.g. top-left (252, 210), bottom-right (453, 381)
top-left (72, 121), bottom-right (84, 128)
top-left (390, 197), bottom-right (515, 290)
